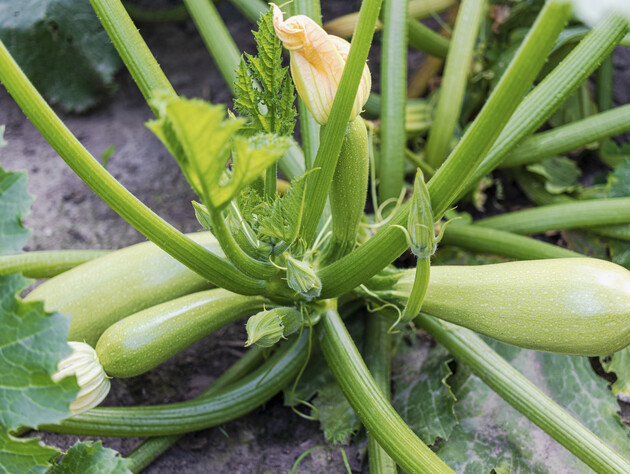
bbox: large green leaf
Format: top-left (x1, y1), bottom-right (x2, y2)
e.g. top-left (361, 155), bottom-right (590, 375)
top-left (0, 273), bottom-right (78, 431)
top-left (435, 339), bottom-right (630, 472)
top-left (392, 344), bottom-right (458, 445)
top-left (0, 0), bottom-right (122, 112)
top-left (148, 97), bottom-right (290, 210)
top-left (526, 156), bottom-right (582, 195)
top-left (51, 441), bottom-right (131, 474)
top-left (0, 431), bottom-right (60, 474)
top-left (0, 166), bottom-right (33, 255)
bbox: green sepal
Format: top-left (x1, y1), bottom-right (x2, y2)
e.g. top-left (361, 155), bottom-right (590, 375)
top-left (245, 306), bottom-right (303, 347)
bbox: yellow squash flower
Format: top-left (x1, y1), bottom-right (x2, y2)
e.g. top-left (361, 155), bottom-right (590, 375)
top-left (271, 4), bottom-right (371, 125)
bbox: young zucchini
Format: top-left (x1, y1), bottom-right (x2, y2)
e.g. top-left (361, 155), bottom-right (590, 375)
top-left (25, 232), bottom-right (221, 347)
top-left (390, 258), bottom-right (630, 356)
top-left (96, 288), bottom-right (267, 378)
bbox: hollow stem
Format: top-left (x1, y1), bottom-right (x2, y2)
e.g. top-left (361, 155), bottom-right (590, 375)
top-left (407, 18), bottom-right (449, 58)
top-left (424, 0), bottom-right (486, 168)
top-left (41, 332), bottom-right (309, 436)
top-left (0, 40), bottom-right (265, 295)
top-left (184, 0), bottom-right (241, 94)
top-left (378, 0), bottom-right (409, 203)
top-left (475, 197), bottom-right (630, 235)
top-left (127, 346), bottom-right (266, 473)
top-left (363, 313), bottom-right (397, 474)
top-left (440, 224), bottom-right (580, 260)
top-left (0, 250), bottom-right (111, 278)
top-left (300, 0), bottom-right (383, 244)
top-left (317, 304), bottom-right (454, 473)
top-left (415, 313), bottom-right (630, 474)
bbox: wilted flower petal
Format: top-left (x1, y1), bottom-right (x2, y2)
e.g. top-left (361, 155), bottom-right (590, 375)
top-left (271, 4), bottom-right (371, 125)
top-left (52, 341), bottom-right (111, 415)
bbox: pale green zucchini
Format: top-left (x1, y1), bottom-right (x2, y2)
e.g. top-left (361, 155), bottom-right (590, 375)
top-left (25, 232), bottom-right (221, 347)
top-left (392, 258), bottom-right (630, 356)
top-left (96, 288), bottom-right (266, 378)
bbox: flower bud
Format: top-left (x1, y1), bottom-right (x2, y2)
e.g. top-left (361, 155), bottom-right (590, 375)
top-left (52, 341), bottom-right (110, 416)
top-left (285, 254), bottom-right (321, 300)
top-left (271, 4), bottom-right (371, 125)
top-left (408, 169), bottom-right (437, 258)
top-left (245, 307), bottom-right (303, 347)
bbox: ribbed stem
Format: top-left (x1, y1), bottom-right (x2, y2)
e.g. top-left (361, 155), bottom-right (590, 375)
top-left (363, 314), bottom-right (397, 474)
top-left (476, 197), bottom-right (630, 235)
top-left (184, 0), bottom-right (241, 94)
top-left (0, 41), bottom-right (265, 295)
top-left (317, 305), bottom-right (454, 473)
top-left (0, 250), bottom-right (111, 278)
top-left (41, 333), bottom-right (309, 436)
top-left (407, 18), bottom-right (449, 58)
top-left (441, 224), bottom-right (580, 260)
top-left (300, 0), bottom-right (383, 243)
top-left (416, 313), bottom-right (630, 474)
top-left (378, 0), bottom-right (409, 203)
top-left (401, 257), bottom-right (430, 323)
top-left (501, 104), bottom-right (630, 168)
top-left (424, 0), bottom-right (486, 168)
top-left (127, 346), bottom-right (266, 473)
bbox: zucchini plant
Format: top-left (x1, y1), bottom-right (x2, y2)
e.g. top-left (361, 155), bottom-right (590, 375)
top-left (1, 0), bottom-right (630, 472)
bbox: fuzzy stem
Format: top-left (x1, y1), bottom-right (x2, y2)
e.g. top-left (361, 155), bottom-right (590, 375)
top-left (317, 304), bottom-right (454, 473)
top-left (41, 333), bottom-right (309, 436)
top-left (424, 0), bottom-right (486, 168)
top-left (363, 313), bottom-right (397, 474)
top-left (0, 250), bottom-right (111, 278)
top-left (378, 0), bottom-right (409, 203)
top-left (300, 0), bottom-right (383, 244)
top-left (0, 40), bottom-right (265, 295)
top-left (475, 197), bottom-right (630, 235)
top-left (127, 346), bottom-right (266, 473)
top-left (415, 313), bottom-right (630, 474)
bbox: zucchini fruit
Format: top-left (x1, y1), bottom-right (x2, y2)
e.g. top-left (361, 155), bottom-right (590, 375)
top-left (96, 288), bottom-right (266, 378)
top-left (25, 232), bottom-right (220, 346)
top-left (394, 258), bottom-right (630, 356)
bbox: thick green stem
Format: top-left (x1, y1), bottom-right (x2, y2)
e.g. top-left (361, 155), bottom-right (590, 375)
top-left (441, 224), bottom-right (580, 260)
top-left (290, 0), bottom-right (322, 171)
top-left (461, 13), bottom-right (629, 196)
top-left (501, 104), bottom-right (630, 168)
top-left (0, 41), bottom-right (265, 295)
top-left (378, 0), bottom-right (409, 203)
top-left (0, 250), bottom-right (111, 278)
top-left (475, 198), bottom-right (630, 235)
top-left (401, 257), bottom-right (430, 323)
top-left (184, 0), bottom-right (241, 94)
top-left (90, 0), bottom-right (176, 109)
top-left (300, 0), bottom-right (383, 243)
top-left (127, 346), bottom-right (266, 473)
top-left (363, 313), bottom-right (397, 474)
top-left (415, 313), bottom-right (630, 474)
top-left (317, 305), bottom-right (454, 473)
top-left (318, 1), bottom-right (572, 298)
top-left (407, 18), bottom-right (449, 58)
top-left (41, 332), bottom-right (309, 436)
top-left (209, 207), bottom-right (277, 279)
top-left (425, 0), bottom-right (486, 168)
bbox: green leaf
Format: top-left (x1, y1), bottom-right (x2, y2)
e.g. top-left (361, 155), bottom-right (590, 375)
top-left (392, 345), bottom-right (458, 445)
top-left (0, 273), bottom-right (78, 431)
top-left (148, 97), bottom-right (290, 210)
top-left (233, 8), bottom-right (296, 136)
top-left (0, 166), bottom-right (33, 256)
top-left (52, 441), bottom-right (131, 474)
top-left (257, 171), bottom-right (312, 245)
top-left (600, 141), bottom-right (630, 169)
top-left (560, 229), bottom-right (609, 259)
top-left (0, 0), bottom-right (122, 112)
top-left (605, 158), bottom-right (630, 198)
top-left (601, 348), bottom-right (630, 402)
top-left (435, 339), bottom-right (630, 472)
top-left (526, 156), bottom-right (582, 195)
top-left (0, 430), bottom-right (60, 474)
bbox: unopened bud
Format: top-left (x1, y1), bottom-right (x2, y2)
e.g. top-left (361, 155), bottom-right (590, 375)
top-left (245, 307), bottom-right (303, 347)
top-left (285, 254), bottom-right (321, 300)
